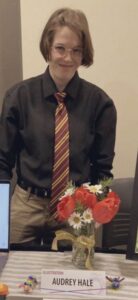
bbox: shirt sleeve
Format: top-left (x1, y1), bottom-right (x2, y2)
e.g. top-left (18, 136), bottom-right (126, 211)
top-left (90, 91), bottom-right (117, 184)
top-left (0, 88), bottom-right (20, 179)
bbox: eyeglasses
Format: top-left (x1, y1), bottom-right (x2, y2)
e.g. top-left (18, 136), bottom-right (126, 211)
top-left (51, 45), bottom-right (83, 58)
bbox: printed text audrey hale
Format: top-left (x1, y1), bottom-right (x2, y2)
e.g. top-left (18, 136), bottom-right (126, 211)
top-left (52, 278), bottom-right (93, 287)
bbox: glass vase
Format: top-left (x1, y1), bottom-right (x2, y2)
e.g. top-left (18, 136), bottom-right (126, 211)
top-left (72, 223), bottom-right (95, 269)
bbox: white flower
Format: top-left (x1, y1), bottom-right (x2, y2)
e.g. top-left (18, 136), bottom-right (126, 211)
top-left (64, 187), bottom-right (75, 196)
top-left (82, 208), bottom-right (93, 223)
top-left (83, 183), bottom-right (102, 194)
top-left (59, 187), bottom-right (75, 200)
top-left (68, 212), bottom-right (83, 229)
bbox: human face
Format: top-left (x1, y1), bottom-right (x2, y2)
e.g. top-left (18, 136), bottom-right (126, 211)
top-left (49, 26), bottom-right (82, 91)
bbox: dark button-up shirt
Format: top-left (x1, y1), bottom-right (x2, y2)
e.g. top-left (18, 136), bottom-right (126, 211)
top-left (0, 67), bottom-right (117, 188)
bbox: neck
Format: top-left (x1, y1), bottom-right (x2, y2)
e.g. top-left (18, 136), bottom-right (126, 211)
top-left (49, 68), bottom-right (68, 91)
top-left (55, 81), bottom-right (66, 92)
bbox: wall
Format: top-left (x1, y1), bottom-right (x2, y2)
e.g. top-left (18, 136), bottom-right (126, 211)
top-left (0, 0), bottom-right (23, 110)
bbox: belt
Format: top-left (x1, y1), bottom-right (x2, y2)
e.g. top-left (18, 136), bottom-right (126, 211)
top-left (18, 180), bottom-right (51, 198)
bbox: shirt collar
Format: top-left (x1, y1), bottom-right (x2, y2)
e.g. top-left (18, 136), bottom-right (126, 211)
top-left (65, 72), bottom-right (80, 99)
top-left (42, 67), bottom-right (81, 100)
top-left (42, 67), bottom-right (57, 98)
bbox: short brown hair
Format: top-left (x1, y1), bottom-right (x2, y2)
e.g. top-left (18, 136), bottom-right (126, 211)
top-left (40, 8), bottom-right (94, 67)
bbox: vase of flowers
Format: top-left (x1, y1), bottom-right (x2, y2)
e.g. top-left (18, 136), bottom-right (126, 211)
top-left (52, 179), bottom-right (120, 270)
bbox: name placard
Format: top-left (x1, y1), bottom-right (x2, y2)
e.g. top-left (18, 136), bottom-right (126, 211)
top-left (41, 269), bottom-right (106, 298)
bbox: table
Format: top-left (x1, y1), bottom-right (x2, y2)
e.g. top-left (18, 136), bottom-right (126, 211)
top-left (0, 251), bottom-right (138, 300)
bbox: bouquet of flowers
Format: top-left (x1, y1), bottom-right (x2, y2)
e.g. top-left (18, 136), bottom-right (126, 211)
top-left (52, 179), bottom-right (120, 269)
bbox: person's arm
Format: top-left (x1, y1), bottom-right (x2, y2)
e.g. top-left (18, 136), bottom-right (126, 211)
top-left (90, 92), bottom-right (117, 184)
top-left (0, 89), bottom-right (19, 179)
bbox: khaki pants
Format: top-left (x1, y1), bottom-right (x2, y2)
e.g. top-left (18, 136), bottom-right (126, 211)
top-left (10, 185), bottom-right (67, 245)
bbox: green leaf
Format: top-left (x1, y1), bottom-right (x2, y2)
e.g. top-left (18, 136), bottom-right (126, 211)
top-left (99, 177), bottom-right (112, 188)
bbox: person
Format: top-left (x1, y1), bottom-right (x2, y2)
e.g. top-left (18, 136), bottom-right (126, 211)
top-left (0, 8), bottom-right (117, 248)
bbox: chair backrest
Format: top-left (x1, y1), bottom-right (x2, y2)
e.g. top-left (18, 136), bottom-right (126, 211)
top-left (102, 177), bottom-right (134, 250)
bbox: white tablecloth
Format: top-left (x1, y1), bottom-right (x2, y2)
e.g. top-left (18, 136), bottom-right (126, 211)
top-left (0, 251), bottom-right (138, 300)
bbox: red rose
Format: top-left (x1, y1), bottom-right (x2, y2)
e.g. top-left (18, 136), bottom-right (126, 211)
top-left (92, 192), bottom-right (120, 224)
top-left (57, 195), bottom-right (75, 221)
top-left (73, 187), bottom-right (97, 209)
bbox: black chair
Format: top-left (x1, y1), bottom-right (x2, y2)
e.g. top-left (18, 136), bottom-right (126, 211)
top-left (101, 177), bottom-right (134, 253)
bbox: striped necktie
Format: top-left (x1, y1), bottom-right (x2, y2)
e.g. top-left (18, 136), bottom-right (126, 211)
top-left (50, 91), bottom-right (69, 218)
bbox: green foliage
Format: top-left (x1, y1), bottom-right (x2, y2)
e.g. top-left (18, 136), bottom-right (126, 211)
top-left (99, 177), bottom-right (112, 188)
top-left (98, 177), bottom-right (113, 201)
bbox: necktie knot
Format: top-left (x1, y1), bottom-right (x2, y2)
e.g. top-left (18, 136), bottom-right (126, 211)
top-left (54, 92), bottom-right (67, 112)
top-left (54, 92), bottom-right (66, 104)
